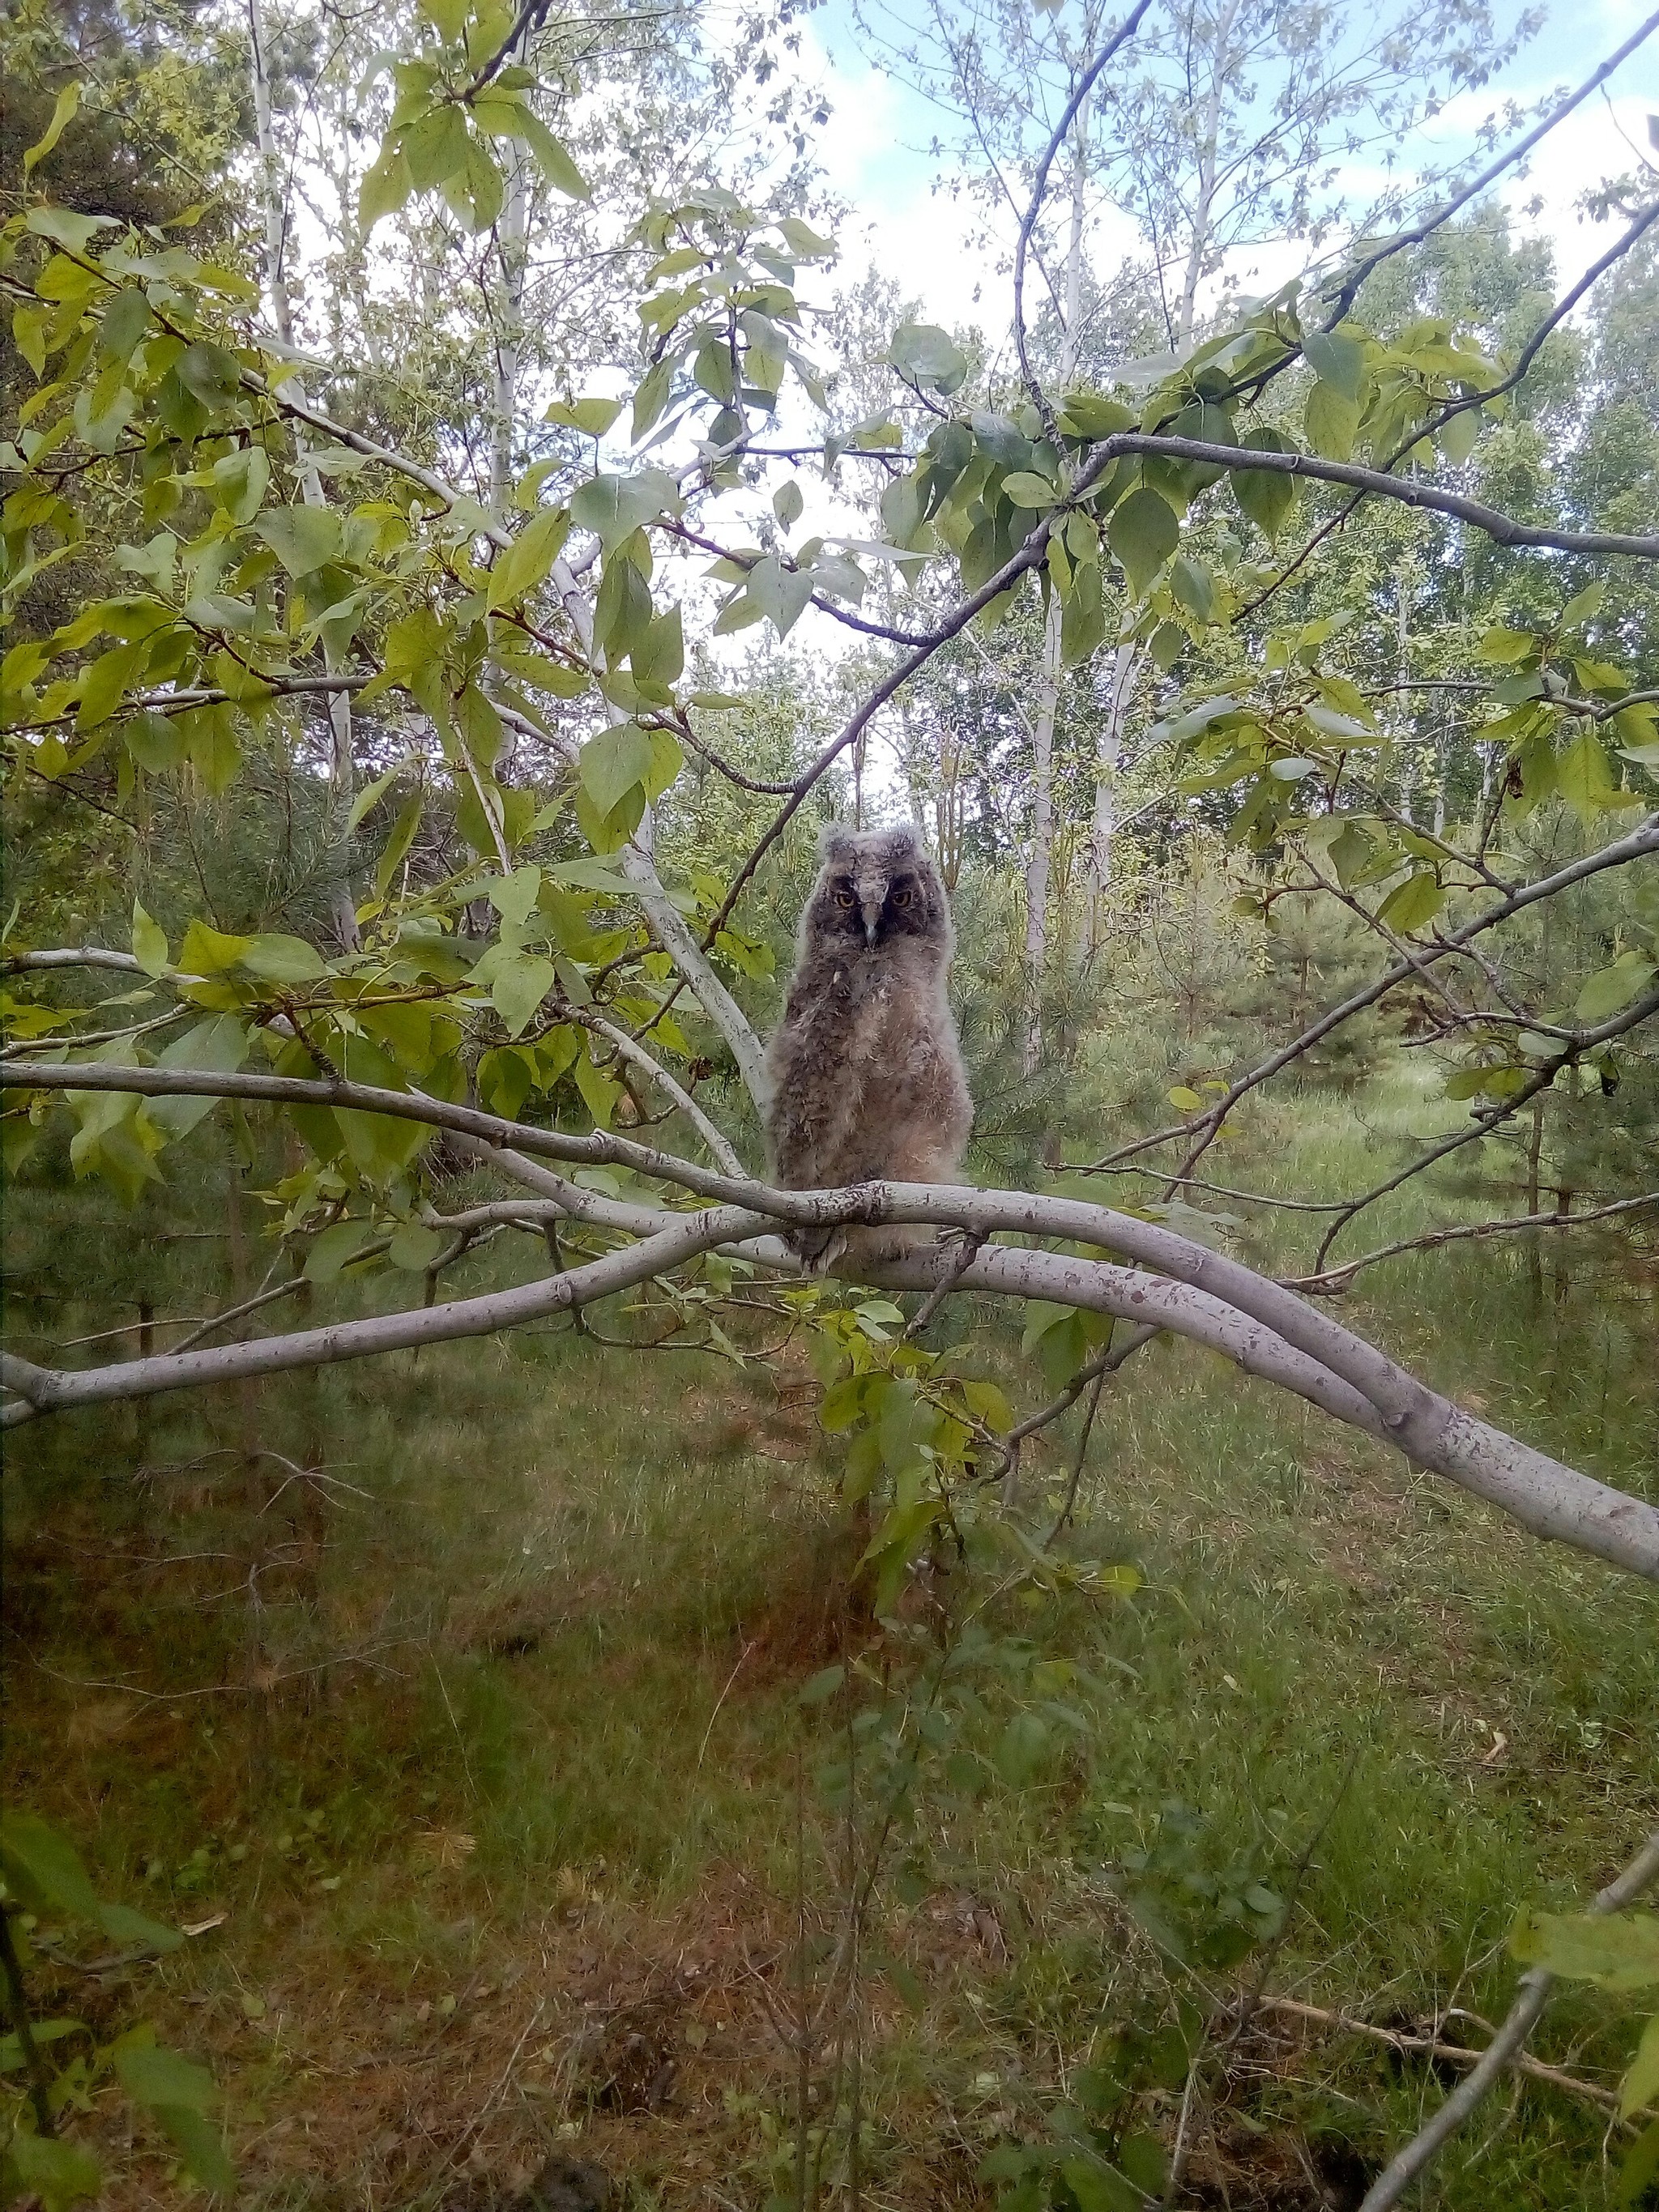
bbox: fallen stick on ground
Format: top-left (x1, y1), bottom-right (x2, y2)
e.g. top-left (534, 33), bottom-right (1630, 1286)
top-left (1255, 1993), bottom-right (1625, 2116)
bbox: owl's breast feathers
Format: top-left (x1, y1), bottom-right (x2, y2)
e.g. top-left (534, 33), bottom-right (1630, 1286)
top-left (766, 937), bottom-right (970, 1194)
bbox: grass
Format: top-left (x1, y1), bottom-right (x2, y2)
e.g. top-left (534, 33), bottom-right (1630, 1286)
top-left (2, 1063), bottom-right (1657, 2210)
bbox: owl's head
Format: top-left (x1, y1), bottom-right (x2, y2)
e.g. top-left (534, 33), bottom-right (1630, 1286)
top-left (804, 824), bottom-right (952, 955)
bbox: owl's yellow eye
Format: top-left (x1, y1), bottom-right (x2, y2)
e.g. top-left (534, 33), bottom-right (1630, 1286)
top-left (834, 889), bottom-right (855, 908)
top-left (891, 886), bottom-right (915, 908)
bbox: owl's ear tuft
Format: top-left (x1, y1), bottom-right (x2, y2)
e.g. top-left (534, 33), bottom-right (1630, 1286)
top-left (818, 823), bottom-right (859, 863)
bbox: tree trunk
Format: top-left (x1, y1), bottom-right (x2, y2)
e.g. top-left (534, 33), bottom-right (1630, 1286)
top-left (1084, 642), bottom-right (1142, 955)
top-left (1022, 86), bottom-right (1091, 1070)
top-left (248, 0), bottom-right (359, 948)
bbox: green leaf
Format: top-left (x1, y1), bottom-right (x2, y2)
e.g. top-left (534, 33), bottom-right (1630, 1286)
top-left (1230, 428), bottom-right (1297, 539)
top-left (212, 445), bottom-right (269, 525)
top-left (1576, 953), bottom-right (1657, 1023)
top-left (960, 1379), bottom-right (1013, 1430)
top-left (3, 2132), bottom-right (102, 2211)
top-left (176, 920), bottom-right (246, 976)
top-left (1060, 2158), bottom-right (1144, 2212)
top-left (994, 1711), bottom-right (1050, 1788)
top-left (778, 216), bottom-right (836, 260)
top-left (491, 953), bottom-right (556, 1038)
top-left (25, 207), bottom-right (117, 251)
top-left (77, 641), bottom-right (144, 730)
top-left (1304, 702), bottom-right (1371, 742)
top-left (633, 606), bottom-right (684, 688)
top-left (131, 901), bottom-right (171, 978)
top-left (1304, 379), bottom-right (1358, 462)
top-left (773, 479), bottom-right (804, 528)
top-left (1512, 1909), bottom-right (1659, 1992)
top-left (888, 321), bottom-right (968, 394)
top-left (488, 863), bottom-right (543, 927)
top-left (148, 1015), bottom-right (249, 1138)
top-left (387, 1220), bottom-right (446, 1272)
top-left (1108, 486), bottom-right (1179, 597)
top-left (798, 1664), bottom-right (845, 1706)
top-left (305, 1221), bottom-right (373, 1282)
top-left (344, 762), bottom-right (403, 835)
top-left (256, 505), bottom-right (342, 578)
top-left (1167, 1085), bottom-right (1203, 1110)
top-left (374, 789), bottom-right (424, 897)
top-left (1375, 870), bottom-right (1444, 933)
top-left (747, 556), bottom-right (815, 638)
top-left (545, 396), bottom-right (621, 437)
top-left (1437, 404), bottom-right (1480, 464)
top-left (1003, 470), bottom-right (1058, 508)
top-left (1060, 560), bottom-right (1104, 667)
top-left (1561, 580), bottom-right (1605, 629)
top-left (1303, 328), bottom-right (1366, 403)
top-left (595, 554), bottom-right (653, 666)
top-left (359, 143), bottom-right (415, 230)
top-left (1171, 554), bottom-right (1215, 624)
top-left (0, 1810), bottom-right (101, 1922)
top-left (570, 468), bottom-right (679, 552)
top-left (1622, 2116), bottom-right (1659, 2209)
top-left (24, 81), bottom-right (83, 174)
top-left (1621, 2014), bottom-right (1659, 2119)
top-left (579, 721), bottom-right (652, 817)
top-left (488, 504), bottom-right (572, 607)
top-left (1556, 729), bottom-right (1628, 819)
top-left (1057, 389), bottom-right (1134, 439)
top-left (402, 102), bottom-right (470, 190)
top-left (96, 1901), bottom-right (185, 1954)
top-left (0, 2019), bottom-right (87, 2071)
top-left (513, 108), bottom-right (591, 198)
top-left (151, 2103), bottom-right (237, 2194)
top-left (1478, 626), bottom-right (1536, 663)
top-left (241, 933), bottom-right (326, 982)
top-left (574, 1046), bottom-right (621, 1128)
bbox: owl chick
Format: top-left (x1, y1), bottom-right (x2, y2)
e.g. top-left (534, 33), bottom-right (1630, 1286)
top-left (766, 824), bottom-right (973, 1264)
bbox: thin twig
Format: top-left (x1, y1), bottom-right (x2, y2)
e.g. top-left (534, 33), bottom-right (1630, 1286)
top-left (1256, 1996), bottom-right (1626, 2116)
top-left (1358, 1827), bottom-right (1659, 2211)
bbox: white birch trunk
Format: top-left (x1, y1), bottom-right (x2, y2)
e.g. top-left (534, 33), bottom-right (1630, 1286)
top-left (248, 0), bottom-right (359, 944)
top-left (1022, 86), bottom-right (1091, 1072)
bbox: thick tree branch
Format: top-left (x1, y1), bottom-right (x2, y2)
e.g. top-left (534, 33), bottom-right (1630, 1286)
top-left (1, 1207), bottom-right (768, 1419)
top-left (6, 1061), bottom-right (1657, 1578)
top-left (1105, 433), bottom-right (1659, 557)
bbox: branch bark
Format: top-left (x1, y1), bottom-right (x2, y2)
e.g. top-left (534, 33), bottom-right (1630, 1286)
top-left (6, 1062), bottom-right (1657, 1579)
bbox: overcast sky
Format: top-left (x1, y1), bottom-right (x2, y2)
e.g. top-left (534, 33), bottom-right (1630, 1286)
top-left (733, 0), bottom-right (1659, 342)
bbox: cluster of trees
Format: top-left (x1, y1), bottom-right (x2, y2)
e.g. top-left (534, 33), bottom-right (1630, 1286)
top-left (3, 0), bottom-right (1659, 2193)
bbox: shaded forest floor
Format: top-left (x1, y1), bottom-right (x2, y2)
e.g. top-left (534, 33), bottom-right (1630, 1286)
top-left (4, 1072), bottom-right (1657, 2210)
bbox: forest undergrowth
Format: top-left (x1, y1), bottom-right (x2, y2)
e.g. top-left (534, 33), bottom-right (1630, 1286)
top-left (4, 1066), bottom-right (1657, 2211)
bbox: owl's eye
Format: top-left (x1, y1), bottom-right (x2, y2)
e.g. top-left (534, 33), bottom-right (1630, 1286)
top-left (833, 889), bottom-right (855, 909)
top-left (891, 886), bottom-right (915, 909)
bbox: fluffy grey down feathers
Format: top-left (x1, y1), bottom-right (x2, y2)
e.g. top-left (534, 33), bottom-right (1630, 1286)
top-left (765, 825), bottom-right (973, 1255)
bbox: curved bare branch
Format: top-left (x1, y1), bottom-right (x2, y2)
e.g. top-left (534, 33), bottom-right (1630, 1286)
top-left (1286, 1191), bottom-right (1659, 1294)
top-left (5, 1059), bottom-right (1657, 1578)
top-left (1087, 812), bottom-right (1659, 1177)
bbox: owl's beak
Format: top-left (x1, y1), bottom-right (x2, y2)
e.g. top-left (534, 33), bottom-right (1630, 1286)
top-left (860, 896), bottom-right (882, 946)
